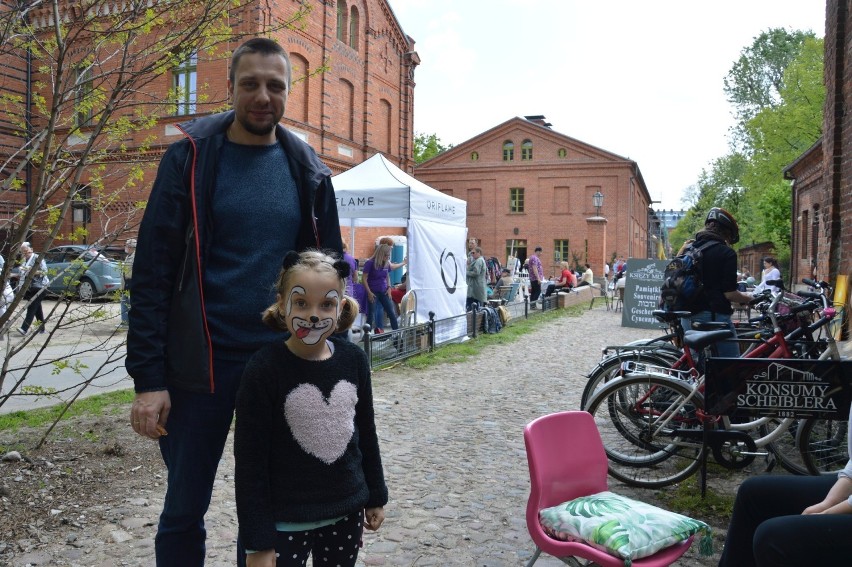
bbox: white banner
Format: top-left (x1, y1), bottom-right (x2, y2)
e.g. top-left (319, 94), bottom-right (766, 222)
top-left (408, 219), bottom-right (467, 322)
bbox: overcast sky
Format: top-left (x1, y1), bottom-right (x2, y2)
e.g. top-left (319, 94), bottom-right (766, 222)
top-left (388, 0), bottom-right (826, 210)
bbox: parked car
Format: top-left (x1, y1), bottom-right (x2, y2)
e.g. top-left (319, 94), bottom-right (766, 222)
top-left (42, 245), bottom-right (123, 300)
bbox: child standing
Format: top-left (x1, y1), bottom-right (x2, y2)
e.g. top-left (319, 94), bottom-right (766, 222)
top-left (361, 243), bottom-right (406, 333)
top-left (235, 249), bottom-right (388, 567)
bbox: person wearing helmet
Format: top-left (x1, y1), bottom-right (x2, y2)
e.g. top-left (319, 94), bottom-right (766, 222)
top-left (681, 207), bottom-right (753, 358)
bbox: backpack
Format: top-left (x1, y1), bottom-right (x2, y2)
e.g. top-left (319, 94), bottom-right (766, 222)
top-left (496, 305), bottom-right (511, 326)
top-left (479, 305), bottom-right (502, 334)
top-left (659, 240), bottom-right (720, 312)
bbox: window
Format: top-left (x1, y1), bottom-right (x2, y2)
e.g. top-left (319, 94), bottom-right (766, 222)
top-left (74, 66), bottom-right (94, 127)
top-left (503, 140), bottom-right (514, 161)
top-left (336, 1), bottom-right (346, 41)
top-left (72, 184), bottom-right (91, 224)
top-left (800, 210), bottom-right (809, 259)
top-left (506, 240), bottom-right (527, 263)
top-left (521, 139), bottom-right (533, 161)
top-left (470, 151), bottom-right (479, 161)
top-left (554, 239), bottom-right (570, 262)
top-left (510, 188), bottom-right (524, 213)
top-left (349, 7), bottom-right (359, 49)
top-left (558, 148), bottom-right (567, 158)
top-left (173, 52), bottom-right (197, 116)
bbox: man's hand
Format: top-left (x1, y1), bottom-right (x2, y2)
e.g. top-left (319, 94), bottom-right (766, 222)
top-left (364, 506), bottom-right (385, 531)
top-left (130, 390), bottom-right (171, 440)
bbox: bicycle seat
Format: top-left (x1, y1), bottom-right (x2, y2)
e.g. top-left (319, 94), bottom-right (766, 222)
top-left (682, 329), bottom-right (734, 351)
top-left (653, 309), bottom-right (691, 323)
top-left (691, 320), bottom-right (730, 331)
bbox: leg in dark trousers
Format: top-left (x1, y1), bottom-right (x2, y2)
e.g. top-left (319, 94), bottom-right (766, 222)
top-left (530, 280), bottom-right (541, 302)
top-left (719, 474), bottom-right (852, 567)
top-left (21, 287), bottom-right (46, 332)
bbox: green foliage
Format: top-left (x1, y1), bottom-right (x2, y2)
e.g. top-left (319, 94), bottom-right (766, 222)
top-left (673, 30), bottom-right (823, 260)
top-left (413, 132), bottom-right (452, 164)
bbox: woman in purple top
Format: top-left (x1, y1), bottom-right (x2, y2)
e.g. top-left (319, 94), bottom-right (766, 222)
top-left (342, 240), bottom-right (358, 297)
top-left (361, 244), bottom-right (406, 333)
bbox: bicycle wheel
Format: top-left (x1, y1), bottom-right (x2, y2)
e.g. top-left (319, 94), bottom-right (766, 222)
top-left (580, 349), bottom-right (682, 410)
top-left (584, 374), bottom-right (705, 488)
top-left (797, 417), bottom-right (849, 475)
top-left (759, 418), bottom-right (809, 475)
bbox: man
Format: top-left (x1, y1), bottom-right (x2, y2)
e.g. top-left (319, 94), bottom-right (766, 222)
top-left (528, 246), bottom-right (545, 306)
top-left (126, 38), bottom-right (342, 566)
top-left (683, 207), bottom-right (752, 358)
top-left (466, 246), bottom-right (487, 309)
top-left (118, 238), bottom-right (135, 328)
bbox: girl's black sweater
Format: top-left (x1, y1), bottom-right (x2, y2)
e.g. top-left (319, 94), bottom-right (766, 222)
top-left (234, 338), bottom-right (387, 552)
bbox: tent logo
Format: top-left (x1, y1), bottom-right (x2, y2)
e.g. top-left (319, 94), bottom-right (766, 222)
top-left (439, 248), bottom-right (458, 294)
top-left (336, 196), bottom-right (375, 210)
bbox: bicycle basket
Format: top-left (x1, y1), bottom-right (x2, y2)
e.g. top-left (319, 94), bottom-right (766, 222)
top-left (776, 292), bottom-right (814, 334)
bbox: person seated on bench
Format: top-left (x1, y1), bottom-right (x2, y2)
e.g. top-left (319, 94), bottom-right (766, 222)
top-left (576, 263), bottom-right (594, 287)
top-left (390, 272), bottom-right (407, 314)
top-left (545, 262), bottom-right (575, 296)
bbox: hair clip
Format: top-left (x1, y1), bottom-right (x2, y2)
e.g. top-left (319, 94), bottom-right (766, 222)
top-left (281, 250), bottom-right (300, 271)
top-left (332, 259), bottom-right (350, 280)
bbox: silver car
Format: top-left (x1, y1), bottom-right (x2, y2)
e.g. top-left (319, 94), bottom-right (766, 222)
top-left (43, 245), bottom-right (123, 300)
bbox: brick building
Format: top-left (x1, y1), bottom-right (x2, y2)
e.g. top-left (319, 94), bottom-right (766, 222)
top-left (413, 115), bottom-right (655, 278)
top-left (786, 1), bottom-right (850, 293)
top-left (0, 0), bottom-right (418, 260)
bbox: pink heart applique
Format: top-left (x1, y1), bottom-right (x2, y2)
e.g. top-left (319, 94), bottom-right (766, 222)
top-left (284, 381), bottom-right (357, 464)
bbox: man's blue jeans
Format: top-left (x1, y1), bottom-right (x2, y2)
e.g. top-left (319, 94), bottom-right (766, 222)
top-left (154, 354), bottom-right (247, 566)
top-left (681, 311), bottom-right (739, 374)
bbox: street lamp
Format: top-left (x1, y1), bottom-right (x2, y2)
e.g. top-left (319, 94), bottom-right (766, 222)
top-left (593, 191), bottom-right (604, 216)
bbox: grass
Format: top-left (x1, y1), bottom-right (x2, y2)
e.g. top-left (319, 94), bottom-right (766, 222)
top-left (654, 467), bottom-right (737, 521)
top-left (0, 388), bottom-right (135, 434)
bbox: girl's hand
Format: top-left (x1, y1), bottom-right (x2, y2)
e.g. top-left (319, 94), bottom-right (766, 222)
top-left (246, 549), bottom-right (276, 567)
top-left (364, 507), bottom-right (385, 531)
top-left (367, 292), bottom-right (375, 303)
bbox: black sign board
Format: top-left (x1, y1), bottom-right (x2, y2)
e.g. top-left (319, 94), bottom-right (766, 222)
top-left (620, 259), bottom-right (670, 329)
top-left (705, 358), bottom-right (852, 420)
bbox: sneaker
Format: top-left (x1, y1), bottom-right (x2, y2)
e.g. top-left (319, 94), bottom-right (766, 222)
top-left (16, 327), bottom-right (26, 336)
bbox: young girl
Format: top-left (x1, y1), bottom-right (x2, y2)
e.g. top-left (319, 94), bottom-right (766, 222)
top-left (235, 249), bottom-right (387, 567)
top-left (361, 243), bottom-right (406, 333)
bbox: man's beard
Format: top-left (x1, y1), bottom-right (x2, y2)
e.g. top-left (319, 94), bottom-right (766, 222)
top-left (239, 115), bottom-right (277, 137)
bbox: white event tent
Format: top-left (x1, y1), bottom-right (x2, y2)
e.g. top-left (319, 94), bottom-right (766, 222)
top-left (331, 153), bottom-right (468, 323)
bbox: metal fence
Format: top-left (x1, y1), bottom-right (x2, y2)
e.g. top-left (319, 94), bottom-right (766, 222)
top-left (362, 294), bottom-right (563, 369)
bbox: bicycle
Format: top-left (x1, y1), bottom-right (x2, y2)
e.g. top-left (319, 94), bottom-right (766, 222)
top-left (583, 279), bottom-right (842, 487)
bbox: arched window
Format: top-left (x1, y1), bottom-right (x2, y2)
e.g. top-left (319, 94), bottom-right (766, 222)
top-left (349, 7), bottom-right (359, 50)
top-left (336, 1), bottom-right (346, 42)
top-left (471, 151), bottom-right (479, 161)
top-left (521, 139), bottom-right (533, 160)
top-left (502, 140), bottom-right (514, 161)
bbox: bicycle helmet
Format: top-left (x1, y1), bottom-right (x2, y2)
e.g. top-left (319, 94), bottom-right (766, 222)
top-left (705, 207), bottom-right (740, 244)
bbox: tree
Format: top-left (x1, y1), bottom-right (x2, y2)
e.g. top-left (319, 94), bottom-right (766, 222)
top-left (413, 132), bottom-right (451, 164)
top-left (673, 30), bottom-right (823, 262)
top-left (0, 0), bottom-right (309, 431)
top-left (723, 27), bottom-right (816, 148)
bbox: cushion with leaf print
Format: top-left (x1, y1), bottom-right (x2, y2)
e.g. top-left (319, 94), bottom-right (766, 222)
top-left (539, 491), bottom-right (712, 566)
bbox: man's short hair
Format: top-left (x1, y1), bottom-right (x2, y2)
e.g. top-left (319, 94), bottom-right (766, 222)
top-left (230, 38), bottom-right (291, 90)
top-left (501, 268), bottom-right (510, 274)
top-left (474, 247), bottom-right (482, 254)
top-left (534, 247), bottom-right (542, 252)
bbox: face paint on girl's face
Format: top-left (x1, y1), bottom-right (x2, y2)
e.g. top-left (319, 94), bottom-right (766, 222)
top-left (285, 272), bottom-right (342, 347)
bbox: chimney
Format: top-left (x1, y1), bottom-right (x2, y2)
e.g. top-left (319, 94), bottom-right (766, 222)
top-left (524, 115), bottom-right (552, 128)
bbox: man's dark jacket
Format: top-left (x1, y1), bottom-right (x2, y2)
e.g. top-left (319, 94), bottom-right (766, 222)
top-left (126, 111), bottom-right (343, 394)
top-left (689, 233), bottom-right (737, 316)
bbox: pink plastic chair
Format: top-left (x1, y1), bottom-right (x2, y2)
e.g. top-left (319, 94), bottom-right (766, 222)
top-left (523, 411), bottom-right (694, 567)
